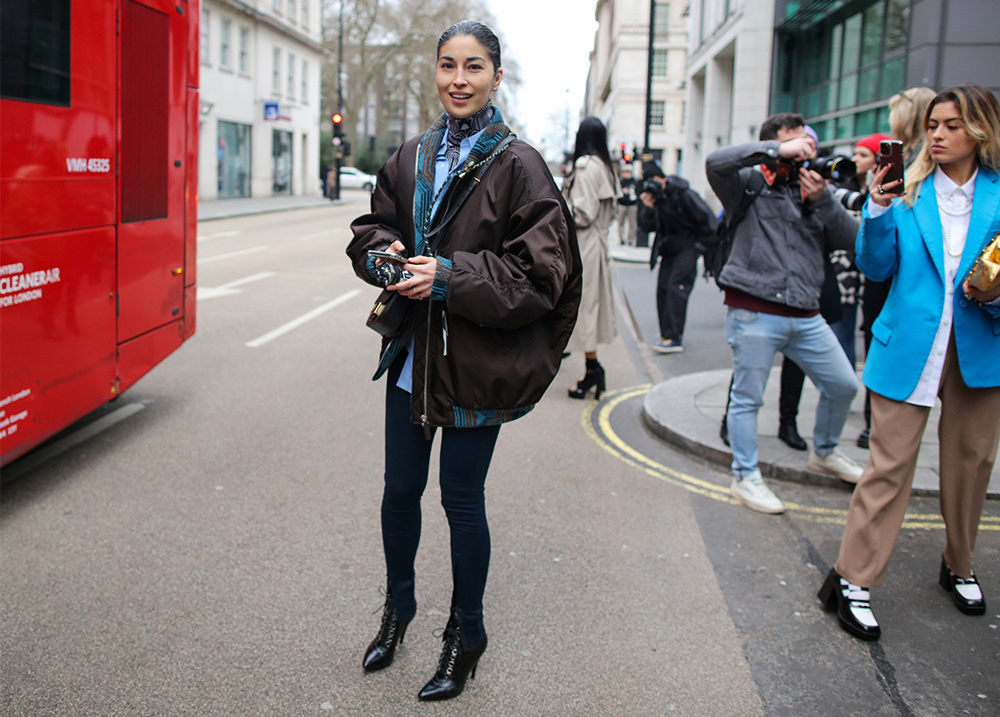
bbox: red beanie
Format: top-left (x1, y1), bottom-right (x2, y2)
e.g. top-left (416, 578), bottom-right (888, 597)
top-left (855, 133), bottom-right (891, 155)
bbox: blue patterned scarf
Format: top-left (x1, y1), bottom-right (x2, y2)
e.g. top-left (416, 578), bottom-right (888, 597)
top-left (412, 103), bottom-right (509, 257)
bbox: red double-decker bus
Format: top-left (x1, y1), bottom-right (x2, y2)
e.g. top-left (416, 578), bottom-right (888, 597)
top-left (0, 0), bottom-right (199, 466)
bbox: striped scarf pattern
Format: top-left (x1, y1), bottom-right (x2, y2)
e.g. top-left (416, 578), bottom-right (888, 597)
top-left (412, 104), bottom-right (509, 257)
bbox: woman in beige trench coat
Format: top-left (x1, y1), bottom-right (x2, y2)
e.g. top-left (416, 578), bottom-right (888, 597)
top-left (563, 116), bottom-right (619, 400)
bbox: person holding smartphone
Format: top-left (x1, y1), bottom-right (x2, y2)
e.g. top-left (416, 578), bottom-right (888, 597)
top-left (345, 21), bottom-right (581, 701)
top-left (820, 84), bottom-right (1000, 641)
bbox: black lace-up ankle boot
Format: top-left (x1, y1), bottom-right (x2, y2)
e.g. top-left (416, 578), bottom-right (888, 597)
top-left (362, 592), bottom-right (410, 672)
top-left (417, 608), bottom-right (487, 701)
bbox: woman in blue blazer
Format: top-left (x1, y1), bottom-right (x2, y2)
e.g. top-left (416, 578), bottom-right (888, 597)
top-left (819, 84), bottom-right (1000, 641)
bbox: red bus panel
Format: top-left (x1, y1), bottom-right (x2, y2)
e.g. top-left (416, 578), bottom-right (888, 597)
top-left (0, 0), bottom-right (197, 467)
top-left (0, 229), bottom-right (117, 464)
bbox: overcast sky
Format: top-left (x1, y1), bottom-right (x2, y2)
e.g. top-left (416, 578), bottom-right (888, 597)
top-left (486, 1), bottom-right (598, 158)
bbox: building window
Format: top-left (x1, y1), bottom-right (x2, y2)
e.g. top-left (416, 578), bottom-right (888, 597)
top-left (272, 48), bottom-right (281, 94)
top-left (239, 28), bottom-right (250, 74)
top-left (217, 121), bottom-right (252, 199)
top-left (301, 0), bottom-right (309, 30)
top-left (288, 0), bottom-right (296, 23)
top-left (220, 18), bottom-right (231, 68)
top-left (301, 59), bottom-right (307, 102)
top-left (200, 9), bottom-right (210, 65)
top-left (650, 100), bottom-right (665, 126)
top-left (654, 2), bottom-right (669, 33)
top-left (652, 49), bottom-right (668, 77)
top-left (273, 0), bottom-right (282, 13)
top-left (287, 53), bottom-right (295, 99)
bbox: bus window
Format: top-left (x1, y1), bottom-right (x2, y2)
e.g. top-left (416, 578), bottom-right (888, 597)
top-left (0, 0), bottom-right (71, 106)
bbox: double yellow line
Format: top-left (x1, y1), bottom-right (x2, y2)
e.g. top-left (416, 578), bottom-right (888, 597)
top-left (582, 385), bottom-right (1000, 532)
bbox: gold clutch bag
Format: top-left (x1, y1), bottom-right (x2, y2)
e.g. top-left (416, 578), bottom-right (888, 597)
top-left (966, 230), bottom-right (1000, 292)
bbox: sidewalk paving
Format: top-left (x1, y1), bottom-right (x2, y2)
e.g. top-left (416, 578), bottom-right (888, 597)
top-left (642, 366), bottom-right (1000, 498)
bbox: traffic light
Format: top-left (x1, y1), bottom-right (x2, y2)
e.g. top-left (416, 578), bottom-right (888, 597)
top-left (332, 112), bottom-right (344, 137)
top-left (621, 143), bottom-right (632, 162)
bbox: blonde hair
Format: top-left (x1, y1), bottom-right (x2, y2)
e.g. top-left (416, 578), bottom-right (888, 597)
top-left (889, 87), bottom-right (936, 163)
top-left (903, 84), bottom-right (1000, 207)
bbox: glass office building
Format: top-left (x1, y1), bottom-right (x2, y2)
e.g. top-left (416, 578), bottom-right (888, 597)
top-left (771, 0), bottom-right (1000, 147)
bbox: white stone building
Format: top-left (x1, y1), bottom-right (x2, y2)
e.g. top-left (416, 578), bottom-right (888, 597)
top-left (197, 0), bottom-right (325, 201)
top-left (588, 0), bottom-right (688, 174)
top-left (683, 0), bottom-right (777, 203)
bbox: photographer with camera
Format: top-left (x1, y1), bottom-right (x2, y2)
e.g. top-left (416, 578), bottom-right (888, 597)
top-left (706, 112), bottom-right (863, 514)
top-left (638, 161), bottom-right (718, 353)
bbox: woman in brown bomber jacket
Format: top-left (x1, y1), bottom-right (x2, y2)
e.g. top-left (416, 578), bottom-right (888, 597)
top-left (345, 21), bottom-right (581, 702)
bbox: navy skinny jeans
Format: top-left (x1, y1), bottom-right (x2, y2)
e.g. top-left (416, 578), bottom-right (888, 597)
top-left (381, 354), bottom-right (500, 649)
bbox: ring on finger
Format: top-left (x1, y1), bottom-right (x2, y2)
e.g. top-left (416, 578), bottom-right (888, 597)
top-left (878, 184), bottom-right (884, 193)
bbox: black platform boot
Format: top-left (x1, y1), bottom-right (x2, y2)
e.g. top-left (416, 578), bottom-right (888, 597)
top-left (362, 592), bottom-right (410, 672)
top-left (568, 358), bottom-right (606, 400)
top-left (417, 608), bottom-right (487, 701)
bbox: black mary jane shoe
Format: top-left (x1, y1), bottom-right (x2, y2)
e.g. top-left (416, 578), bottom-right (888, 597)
top-left (362, 593), bottom-right (410, 672)
top-left (939, 557), bottom-right (986, 615)
top-left (777, 420), bottom-right (808, 451)
top-left (818, 568), bottom-right (881, 641)
top-left (418, 609), bottom-right (487, 701)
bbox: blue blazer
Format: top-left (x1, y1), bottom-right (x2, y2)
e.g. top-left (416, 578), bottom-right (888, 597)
top-left (857, 166), bottom-right (1000, 400)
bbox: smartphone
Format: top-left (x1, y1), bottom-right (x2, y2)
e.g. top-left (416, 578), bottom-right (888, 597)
top-left (877, 140), bottom-right (905, 194)
top-left (367, 249), bottom-right (407, 265)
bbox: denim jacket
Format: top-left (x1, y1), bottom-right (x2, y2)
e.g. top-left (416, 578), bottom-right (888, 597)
top-left (706, 141), bottom-right (858, 310)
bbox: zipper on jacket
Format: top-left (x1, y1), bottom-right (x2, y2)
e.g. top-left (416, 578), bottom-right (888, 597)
top-left (441, 310), bottom-right (448, 356)
top-left (421, 297), bottom-right (434, 440)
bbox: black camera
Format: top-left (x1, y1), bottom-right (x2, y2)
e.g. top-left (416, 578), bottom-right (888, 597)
top-left (640, 178), bottom-right (664, 199)
top-left (776, 154), bottom-right (857, 184)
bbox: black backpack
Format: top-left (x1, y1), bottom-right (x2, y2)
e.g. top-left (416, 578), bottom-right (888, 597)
top-left (701, 172), bottom-right (766, 286)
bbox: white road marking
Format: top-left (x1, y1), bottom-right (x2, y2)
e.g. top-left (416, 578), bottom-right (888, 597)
top-left (197, 272), bottom-right (276, 300)
top-left (295, 231), bottom-right (334, 242)
top-left (197, 229), bottom-right (243, 241)
top-left (198, 245), bottom-right (269, 264)
top-left (246, 289), bottom-right (361, 348)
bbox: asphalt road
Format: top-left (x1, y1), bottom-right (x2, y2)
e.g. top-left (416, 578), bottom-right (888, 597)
top-left (2, 203), bottom-right (997, 716)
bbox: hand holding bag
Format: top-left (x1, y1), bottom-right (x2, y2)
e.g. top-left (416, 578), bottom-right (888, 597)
top-left (966, 230), bottom-right (1000, 292)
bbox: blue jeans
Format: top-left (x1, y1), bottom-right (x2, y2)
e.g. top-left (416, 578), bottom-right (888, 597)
top-left (725, 308), bottom-right (858, 478)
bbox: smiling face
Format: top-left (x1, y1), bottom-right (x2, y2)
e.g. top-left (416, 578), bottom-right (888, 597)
top-left (436, 35), bottom-right (502, 118)
top-left (927, 101), bottom-right (979, 171)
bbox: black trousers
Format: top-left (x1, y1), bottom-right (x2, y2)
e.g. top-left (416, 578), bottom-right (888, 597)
top-left (655, 246), bottom-right (698, 343)
top-left (381, 354), bottom-right (500, 648)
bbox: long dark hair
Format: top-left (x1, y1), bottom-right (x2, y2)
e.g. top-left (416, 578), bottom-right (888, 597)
top-left (437, 21), bottom-right (502, 75)
top-left (571, 116), bottom-right (615, 179)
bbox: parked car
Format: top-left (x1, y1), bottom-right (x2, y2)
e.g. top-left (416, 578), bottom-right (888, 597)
top-left (339, 166), bottom-right (377, 191)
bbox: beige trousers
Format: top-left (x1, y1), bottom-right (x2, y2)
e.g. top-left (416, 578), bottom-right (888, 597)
top-left (835, 336), bottom-right (1000, 586)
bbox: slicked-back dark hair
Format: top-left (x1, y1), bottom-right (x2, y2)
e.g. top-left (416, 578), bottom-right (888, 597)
top-left (437, 21), bottom-right (502, 76)
top-left (759, 112), bottom-right (805, 141)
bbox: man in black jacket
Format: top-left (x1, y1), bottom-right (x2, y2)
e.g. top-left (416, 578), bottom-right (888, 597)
top-left (639, 161), bottom-right (718, 353)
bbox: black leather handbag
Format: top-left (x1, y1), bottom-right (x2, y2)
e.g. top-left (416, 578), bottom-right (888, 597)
top-left (366, 288), bottom-right (409, 337)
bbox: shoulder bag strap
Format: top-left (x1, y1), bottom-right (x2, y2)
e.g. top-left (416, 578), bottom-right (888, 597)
top-left (425, 134), bottom-right (517, 250)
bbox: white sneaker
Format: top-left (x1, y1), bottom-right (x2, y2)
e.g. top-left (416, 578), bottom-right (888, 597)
top-left (730, 471), bottom-right (785, 514)
top-left (808, 449), bottom-right (864, 484)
